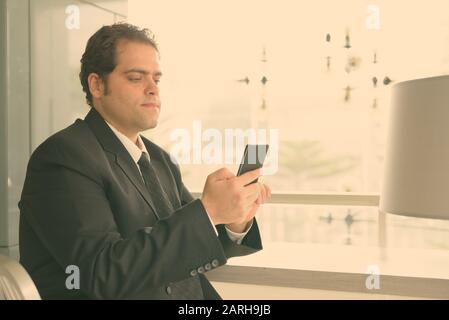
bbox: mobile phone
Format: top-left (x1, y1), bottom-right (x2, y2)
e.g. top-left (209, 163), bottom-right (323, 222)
top-left (236, 144), bottom-right (269, 185)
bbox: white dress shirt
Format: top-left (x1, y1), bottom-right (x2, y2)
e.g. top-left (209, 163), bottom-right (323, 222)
top-left (105, 121), bottom-right (252, 244)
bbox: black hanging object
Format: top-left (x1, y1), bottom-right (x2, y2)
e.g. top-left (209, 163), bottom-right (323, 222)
top-left (344, 34), bottom-right (351, 49)
top-left (237, 77), bottom-right (250, 85)
top-left (345, 213), bottom-right (354, 228)
top-left (261, 76), bottom-right (268, 85)
top-left (344, 85), bottom-right (353, 102)
top-left (383, 76), bottom-right (392, 85)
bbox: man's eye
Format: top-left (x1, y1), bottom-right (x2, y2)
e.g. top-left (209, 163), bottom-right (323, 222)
top-left (129, 78), bottom-right (142, 82)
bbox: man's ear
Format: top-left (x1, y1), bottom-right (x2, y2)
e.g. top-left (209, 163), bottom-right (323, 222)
top-left (87, 73), bottom-right (105, 100)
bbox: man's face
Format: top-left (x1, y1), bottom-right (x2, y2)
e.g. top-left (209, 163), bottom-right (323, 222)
top-left (94, 40), bottom-right (162, 140)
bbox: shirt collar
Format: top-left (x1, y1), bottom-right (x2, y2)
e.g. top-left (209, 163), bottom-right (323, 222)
top-left (105, 121), bottom-right (149, 164)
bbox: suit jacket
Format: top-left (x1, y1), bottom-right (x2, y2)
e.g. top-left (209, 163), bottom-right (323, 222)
top-left (18, 107), bottom-right (262, 300)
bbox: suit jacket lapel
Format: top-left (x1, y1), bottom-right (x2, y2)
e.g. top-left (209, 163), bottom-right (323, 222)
top-left (84, 108), bottom-right (161, 219)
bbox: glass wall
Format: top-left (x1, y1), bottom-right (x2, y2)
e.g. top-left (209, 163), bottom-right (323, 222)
top-left (129, 0), bottom-right (449, 194)
top-left (0, 0), bottom-right (31, 258)
top-left (30, 0), bottom-right (127, 149)
top-left (127, 0), bottom-right (449, 256)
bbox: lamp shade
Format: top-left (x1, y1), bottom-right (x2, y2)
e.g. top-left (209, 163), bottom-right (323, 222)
top-left (380, 75), bottom-right (449, 220)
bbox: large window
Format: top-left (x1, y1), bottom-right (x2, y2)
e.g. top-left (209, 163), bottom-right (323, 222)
top-left (30, 0), bottom-right (127, 150)
top-left (129, 0), bottom-right (449, 258)
top-left (130, 0), bottom-right (449, 194)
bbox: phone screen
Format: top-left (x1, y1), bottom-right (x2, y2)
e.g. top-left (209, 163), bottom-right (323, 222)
top-left (236, 144), bottom-right (269, 184)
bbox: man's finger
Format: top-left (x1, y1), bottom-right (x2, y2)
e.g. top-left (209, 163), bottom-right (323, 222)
top-left (243, 188), bottom-right (260, 206)
top-left (260, 182), bottom-right (267, 203)
top-left (267, 184), bottom-right (272, 198)
top-left (253, 183), bottom-right (264, 204)
top-left (235, 168), bottom-right (261, 186)
top-left (210, 167), bottom-right (235, 181)
top-left (242, 181), bottom-right (261, 198)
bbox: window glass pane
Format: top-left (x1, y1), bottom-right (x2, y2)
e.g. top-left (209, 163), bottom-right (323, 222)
top-left (387, 215), bottom-right (449, 251)
top-left (257, 204), bottom-right (449, 251)
top-left (257, 204), bottom-right (379, 247)
top-left (130, 0), bottom-right (449, 193)
top-left (30, 0), bottom-right (127, 150)
top-left (237, 204), bottom-right (449, 277)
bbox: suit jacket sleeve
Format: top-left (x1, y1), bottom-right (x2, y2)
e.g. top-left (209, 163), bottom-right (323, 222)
top-left (19, 136), bottom-right (240, 299)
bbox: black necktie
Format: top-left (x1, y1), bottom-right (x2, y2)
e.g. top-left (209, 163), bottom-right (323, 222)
top-left (137, 152), bottom-right (173, 220)
top-left (137, 152), bottom-right (204, 299)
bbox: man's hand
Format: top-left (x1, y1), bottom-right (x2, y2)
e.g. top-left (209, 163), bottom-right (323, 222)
top-left (226, 182), bottom-right (271, 233)
top-left (201, 168), bottom-right (271, 227)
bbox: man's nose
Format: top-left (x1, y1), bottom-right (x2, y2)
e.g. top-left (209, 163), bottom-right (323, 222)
top-left (144, 79), bottom-right (159, 95)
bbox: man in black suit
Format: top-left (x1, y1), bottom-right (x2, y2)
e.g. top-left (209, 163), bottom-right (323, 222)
top-left (18, 23), bottom-right (271, 299)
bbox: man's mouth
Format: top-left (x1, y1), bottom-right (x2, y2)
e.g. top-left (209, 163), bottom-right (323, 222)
top-left (141, 102), bottom-right (159, 109)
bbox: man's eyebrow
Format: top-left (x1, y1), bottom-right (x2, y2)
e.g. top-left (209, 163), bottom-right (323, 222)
top-left (123, 68), bottom-right (163, 76)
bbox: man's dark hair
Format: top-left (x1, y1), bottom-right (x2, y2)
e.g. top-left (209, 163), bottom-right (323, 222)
top-left (79, 23), bottom-right (158, 107)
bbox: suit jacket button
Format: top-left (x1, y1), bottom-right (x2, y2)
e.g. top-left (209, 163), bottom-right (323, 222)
top-left (190, 269), bottom-right (198, 277)
top-left (197, 266), bottom-right (205, 274)
top-left (205, 263), bottom-right (212, 271)
top-left (166, 286), bottom-right (172, 295)
top-left (211, 259), bottom-right (219, 268)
